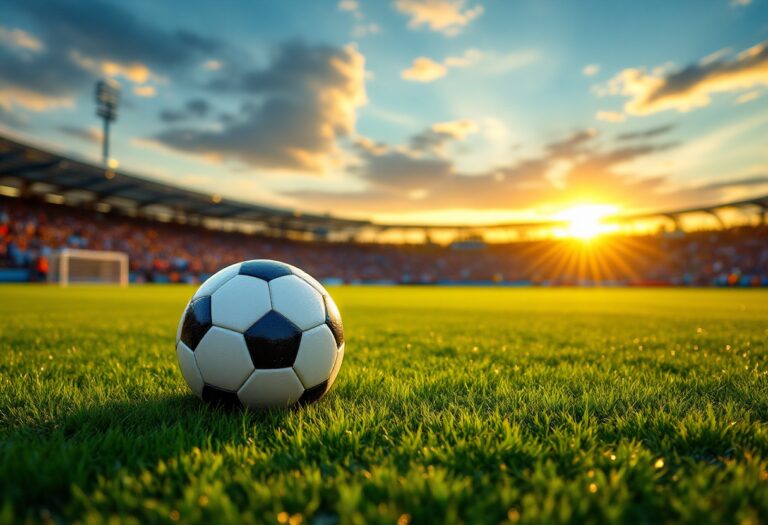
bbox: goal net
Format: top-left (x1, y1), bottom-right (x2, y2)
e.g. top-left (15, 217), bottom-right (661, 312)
top-left (48, 249), bottom-right (129, 286)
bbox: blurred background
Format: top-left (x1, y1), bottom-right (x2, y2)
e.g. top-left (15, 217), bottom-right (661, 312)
top-left (0, 0), bottom-right (767, 286)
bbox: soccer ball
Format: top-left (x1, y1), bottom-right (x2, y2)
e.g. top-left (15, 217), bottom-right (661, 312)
top-left (175, 259), bottom-right (344, 409)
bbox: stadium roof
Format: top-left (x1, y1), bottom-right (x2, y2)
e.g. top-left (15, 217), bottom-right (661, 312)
top-left (1, 133), bottom-right (766, 237)
top-left (0, 135), bottom-right (372, 235)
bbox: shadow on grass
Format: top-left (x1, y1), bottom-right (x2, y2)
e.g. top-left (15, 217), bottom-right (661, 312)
top-left (1, 393), bottom-right (289, 514)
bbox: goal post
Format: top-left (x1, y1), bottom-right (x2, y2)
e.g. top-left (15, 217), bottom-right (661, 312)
top-left (48, 249), bottom-right (129, 287)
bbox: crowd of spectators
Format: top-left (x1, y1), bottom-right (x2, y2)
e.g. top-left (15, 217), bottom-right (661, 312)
top-left (1, 196), bottom-right (766, 286)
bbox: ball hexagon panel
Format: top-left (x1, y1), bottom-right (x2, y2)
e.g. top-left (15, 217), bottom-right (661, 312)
top-left (237, 367), bottom-right (305, 409)
top-left (328, 343), bottom-right (345, 389)
top-left (289, 265), bottom-right (328, 297)
top-left (293, 324), bottom-right (338, 389)
top-left (180, 296), bottom-right (212, 350)
top-left (193, 262), bottom-right (241, 300)
top-left (211, 275), bottom-right (271, 332)
top-left (324, 294), bottom-right (344, 346)
top-left (194, 326), bottom-right (255, 391)
top-left (243, 311), bottom-right (302, 369)
top-left (176, 341), bottom-right (204, 397)
top-left (239, 259), bottom-right (293, 281)
top-left (269, 275), bottom-right (326, 331)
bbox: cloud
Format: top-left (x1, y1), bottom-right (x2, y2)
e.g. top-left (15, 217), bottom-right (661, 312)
top-left (158, 111), bottom-right (185, 124)
top-left (57, 125), bottom-right (102, 143)
top-left (401, 48), bottom-right (536, 82)
top-left (159, 98), bottom-right (212, 123)
top-left (359, 149), bottom-right (454, 189)
top-left (731, 0), bottom-right (751, 6)
top-left (409, 119), bottom-right (478, 153)
top-left (615, 124), bottom-right (676, 141)
top-left (202, 59), bottom-right (222, 71)
top-left (582, 64), bottom-right (600, 77)
top-left (596, 110), bottom-right (626, 123)
top-left (0, 105), bottom-right (27, 128)
top-left (0, 26), bottom-right (43, 52)
top-left (0, 25), bottom-right (77, 111)
top-left (284, 128), bottom-right (711, 214)
top-left (401, 57), bottom-right (448, 82)
top-left (475, 49), bottom-right (540, 75)
top-left (600, 41), bottom-right (768, 115)
top-left (339, 0), bottom-right (380, 37)
top-left (699, 174), bottom-right (768, 190)
top-left (186, 99), bottom-right (211, 117)
top-left (402, 49), bottom-right (482, 82)
top-left (443, 51), bottom-right (478, 68)
top-left (133, 85), bottom-right (156, 97)
top-left (431, 119), bottom-right (478, 139)
top-left (69, 50), bottom-right (154, 84)
top-left (339, 0), bottom-right (361, 13)
top-left (153, 41), bottom-right (367, 173)
top-left (480, 117), bottom-right (511, 144)
top-left (361, 106), bottom-right (420, 128)
top-left (736, 90), bottom-right (761, 104)
top-left (394, 0), bottom-right (484, 36)
top-left (544, 129), bottom-right (597, 156)
top-left (0, 86), bottom-right (73, 112)
top-left (0, 0), bottom-right (220, 112)
top-left (18, 0), bottom-right (221, 68)
top-left (353, 23), bottom-right (381, 38)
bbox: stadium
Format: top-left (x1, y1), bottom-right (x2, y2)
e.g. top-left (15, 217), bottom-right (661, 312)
top-left (2, 134), bottom-right (767, 287)
top-left (2, 1), bottom-right (768, 524)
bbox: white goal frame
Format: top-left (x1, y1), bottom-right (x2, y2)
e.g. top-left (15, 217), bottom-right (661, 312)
top-left (48, 248), bottom-right (129, 287)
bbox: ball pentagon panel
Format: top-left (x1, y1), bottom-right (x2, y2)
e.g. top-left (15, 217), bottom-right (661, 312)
top-left (237, 368), bottom-right (305, 409)
top-left (194, 326), bottom-right (255, 391)
top-left (269, 275), bottom-right (326, 331)
top-left (211, 275), bottom-right (271, 332)
top-left (193, 262), bottom-right (241, 300)
top-left (293, 324), bottom-right (338, 389)
top-left (176, 341), bottom-right (204, 397)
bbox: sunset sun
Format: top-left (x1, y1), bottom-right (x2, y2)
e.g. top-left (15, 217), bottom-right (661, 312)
top-left (557, 204), bottom-right (619, 240)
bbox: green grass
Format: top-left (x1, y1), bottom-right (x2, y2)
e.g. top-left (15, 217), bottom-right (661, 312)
top-left (1, 286), bottom-right (768, 524)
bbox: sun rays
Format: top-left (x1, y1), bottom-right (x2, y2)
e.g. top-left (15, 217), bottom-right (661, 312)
top-left (555, 204), bottom-right (620, 241)
top-left (512, 223), bottom-right (668, 285)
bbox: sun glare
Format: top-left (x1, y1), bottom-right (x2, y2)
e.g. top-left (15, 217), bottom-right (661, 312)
top-left (556, 204), bottom-right (619, 240)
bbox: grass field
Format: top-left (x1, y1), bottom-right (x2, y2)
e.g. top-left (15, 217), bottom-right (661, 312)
top-left (1, 286), bottom-right (768, 524)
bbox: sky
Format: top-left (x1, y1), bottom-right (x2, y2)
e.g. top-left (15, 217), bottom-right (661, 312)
top-left (1, 0), bottom-right (767, 225)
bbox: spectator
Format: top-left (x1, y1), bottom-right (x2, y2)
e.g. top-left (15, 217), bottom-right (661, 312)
top-left (0, 196), bottom-right (766, 286)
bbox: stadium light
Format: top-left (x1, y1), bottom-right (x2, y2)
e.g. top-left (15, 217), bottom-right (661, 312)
top-left (95, 79), bottom-right (120, 166)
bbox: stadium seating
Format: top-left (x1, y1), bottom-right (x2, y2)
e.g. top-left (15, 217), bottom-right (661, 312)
top-left (1, 196), bottom-right (767, 286)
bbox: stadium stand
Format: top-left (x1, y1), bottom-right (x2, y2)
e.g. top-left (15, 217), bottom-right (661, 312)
top-left (2, 196), bottom-right (767, 286)
top-left (1, 134), bottom-right (767, 286)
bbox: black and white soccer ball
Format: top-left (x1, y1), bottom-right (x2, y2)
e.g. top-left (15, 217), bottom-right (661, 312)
top-left (175, 260), bottom-right (344, 409)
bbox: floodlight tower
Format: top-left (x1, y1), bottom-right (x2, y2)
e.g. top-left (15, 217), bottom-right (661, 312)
top-left (95, 79), bottom-right (120, 166)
